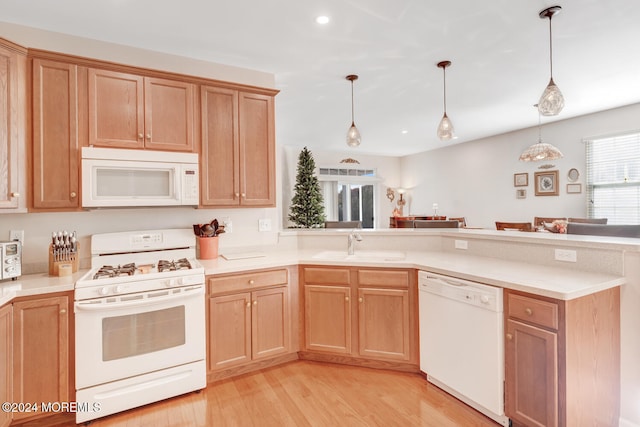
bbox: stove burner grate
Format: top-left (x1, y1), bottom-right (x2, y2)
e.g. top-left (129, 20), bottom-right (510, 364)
top-left (158, 258), bottom-right (192, 272)
top-left (93, 263), bottom-right (137, 280)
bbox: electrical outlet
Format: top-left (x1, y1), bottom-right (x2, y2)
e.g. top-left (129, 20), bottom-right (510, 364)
top-left (555, 249), bottom-right (577, 262)
top-left (223, 219), bottom-right (232, 233)
top-left (9, 230), bottom-right (24, 245)
top-left (258, 219), bottom-right (271, 232)
top-left (454, 240), bottom-right (468, 250)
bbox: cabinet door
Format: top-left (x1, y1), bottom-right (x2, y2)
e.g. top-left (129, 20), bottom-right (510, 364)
top-left (88, 68), bottom-right (144, 149)
top-left (12, 296), bottom-right (69, 420)
top-left (208, 292), bottom-right (251, 371)
top-left (144, 77), bottom-right (194, 152)
top-left (505, 319), bottom-right (558, 427)
top-left (304, 285), bottom-right (351, 354)
top-left (200, 86), bottom-right (239, 206)
top-left (0, 305), bottom-right (12, 427)
top-left (238, 92), bottom-right (275, 206)
top-left (358, 288), bottom-right (410, 361)
top-left (0, 44), bottom-right (23, 210)
top-left (252, 287), bottom-right (289, 360)
top-left (32, 59), bottom-right (80, 209)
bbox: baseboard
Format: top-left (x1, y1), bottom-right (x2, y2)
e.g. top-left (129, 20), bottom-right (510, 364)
top-left (207, 352), bottom-right (299, 382)
top-left (298, 351), bottom-right (420, 373)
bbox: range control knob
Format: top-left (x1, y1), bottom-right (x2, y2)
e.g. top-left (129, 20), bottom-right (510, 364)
top-left (99, 287), bottom-right (109, 296)
top-left (480, 295), bottom-right (490, 304)
top-left (115, 285), bottom-right (124, 294)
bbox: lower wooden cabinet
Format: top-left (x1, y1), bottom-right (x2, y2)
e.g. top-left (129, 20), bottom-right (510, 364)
top-left (12, 294), bottom-right (70, 421)
top-left (207, 268), bottom-right (293, 378)
top-left (504, 288), bottom-right (620, 427)
top-left (301, 266), bottom-right (416, 367)
top-left (0, 304), bottom-right (12, 427)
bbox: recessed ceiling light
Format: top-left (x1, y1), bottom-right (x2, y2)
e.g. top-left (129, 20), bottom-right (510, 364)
top-left (401, 130), bottom-right (409, 134)
top-left (316, 16), bottom-right (330, 24)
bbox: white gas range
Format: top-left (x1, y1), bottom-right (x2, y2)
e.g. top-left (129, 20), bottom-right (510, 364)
top-left (74, 229), bottom-right (206, 424)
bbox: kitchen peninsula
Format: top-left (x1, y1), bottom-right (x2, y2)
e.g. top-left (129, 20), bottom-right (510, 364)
top-left (1, 228), bottom-right (634, 426)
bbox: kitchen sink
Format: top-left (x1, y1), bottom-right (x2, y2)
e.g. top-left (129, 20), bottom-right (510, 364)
top-left (311, 250), bottom-right (406, 261)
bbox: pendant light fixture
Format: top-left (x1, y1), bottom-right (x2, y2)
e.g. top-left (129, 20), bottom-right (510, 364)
top-left (345, 74), bottom-right (361, 147)
top-left (519, 104), bottom-right (564, 162)
top-left (436, 60), bottom-right (455, 141)
top-left (537, 6), bottom-right (564, 116)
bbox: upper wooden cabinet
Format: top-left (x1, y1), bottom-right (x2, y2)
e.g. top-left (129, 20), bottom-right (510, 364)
top-left (201, 86), bottom-right (276, 207)
top-left (88, 69), bottom-right (195, 152)
top-left (31, 58), bottom-right (81, 211)
top-left (0, 40), bottom-right (27, 212)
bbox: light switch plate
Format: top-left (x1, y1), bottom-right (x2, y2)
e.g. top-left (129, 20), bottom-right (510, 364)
top-left (9, 230), bottom-right (24, 245)
top-left (454, 240), bottom-right (468, 250)
top-left (258, 219), bottom-right (271, 232)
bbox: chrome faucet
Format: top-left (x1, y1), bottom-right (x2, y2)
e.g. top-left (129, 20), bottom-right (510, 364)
top-left (347, 230), bottom-right (363, 255)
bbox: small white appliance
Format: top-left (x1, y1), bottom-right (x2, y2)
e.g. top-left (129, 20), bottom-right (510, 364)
top-left (81, 146), bottom-right (199, 208)
top-left (0, 240), bottom-right (21, 280)
top-left (74, 229), bottom-right (205, 424)
top-left (418, 271), bottom-right (510, 426)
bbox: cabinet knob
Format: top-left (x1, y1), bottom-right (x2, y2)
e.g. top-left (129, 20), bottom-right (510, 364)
top-left (60, 309), bottom-right (67, 314)
top-left (138, 133), bottom-right (144, 140)
top-left (248, 279), bottom-right (255, 285)
top-left (70, 192), bottom-right (77, 198)
top-left (525, 308), bottom-right (533, 316)
top-left (146, 134), bottom-right (151, 141)
top-left (358, 297), bottom-right (363, 303)
top-left (253, 300), bottom-right (257, 306)
top-left (10, 192), bottom-right (19, 198)
top-left (246, 301), bottom-right (251, 308)
top-left (235, 193), bottom-right (239, 198)
top-left (345, 296), bottom-right (349, 302)
top-left (506, 333), bottom-right (513, 341)
top-left (241, 193), bottom-right (246, 198)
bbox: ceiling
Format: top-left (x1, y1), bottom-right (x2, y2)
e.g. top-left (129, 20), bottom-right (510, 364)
top-left (3, 0), bottom-right (640, 156)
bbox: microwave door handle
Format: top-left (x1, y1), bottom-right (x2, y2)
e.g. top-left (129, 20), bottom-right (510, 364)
top-left (75, 286), bottom-right (204, 312)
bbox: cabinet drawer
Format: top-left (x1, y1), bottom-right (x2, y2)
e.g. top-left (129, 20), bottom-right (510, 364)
top-left (507, 293), bottom-right (558, 330)
top-left (358, 269), bottom-right (409, 288)
top-left (303, 267), bottom-right (351, 285)
top-left (208, 269), bottom-right (288, 294)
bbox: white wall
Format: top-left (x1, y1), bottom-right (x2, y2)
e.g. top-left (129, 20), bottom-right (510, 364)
top-left (401, 103), bottom-right (640, 229)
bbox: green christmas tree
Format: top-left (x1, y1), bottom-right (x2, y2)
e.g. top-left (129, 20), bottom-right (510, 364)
top-left (289, 147), bottom-right (325, 228)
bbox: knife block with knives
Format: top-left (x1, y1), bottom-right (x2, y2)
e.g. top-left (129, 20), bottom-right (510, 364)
top-left (48, 230), bottom-right (79, 276)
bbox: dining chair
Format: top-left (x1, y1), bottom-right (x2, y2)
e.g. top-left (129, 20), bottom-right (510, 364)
top-left (533, 217), bottom-right (566, 228)
top-left (567, 217), bottom-right (608, 224)
top-left (567, 223), bottom-right (640, 238)
top-left (414, 220), bottom-right (460, 228)
top-left (449, 217), bottom-right (467, 228)
top-left (495, 221), bottom-right (533, 232)
top-left (426, 216), bottom-right (447, 220)
top-left (324, 221), bottom-right (362, 229)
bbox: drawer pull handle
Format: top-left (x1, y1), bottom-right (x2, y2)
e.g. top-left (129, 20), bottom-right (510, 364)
top-left (248, 280), bottom-right (255, 285)
top-left (10, 192), bottom-right (19, 197)
top-left (60, 309), bottom-right (67, 314)
top-left (506, 333), bottom-right (513, 341)
top-left (525, 308), bottom-right (533, 316)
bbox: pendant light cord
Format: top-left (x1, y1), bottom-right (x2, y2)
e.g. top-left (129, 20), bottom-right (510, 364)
top-left (442, 66), bottom-right (447, 113)
top-left (548, 15), bottom-right (554, 79)
top-left (350, 80), bottom-right (356, 126)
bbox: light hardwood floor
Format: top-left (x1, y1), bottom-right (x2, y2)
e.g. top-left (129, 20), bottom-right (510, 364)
top-left (23, 361), bottom-right (501, 426)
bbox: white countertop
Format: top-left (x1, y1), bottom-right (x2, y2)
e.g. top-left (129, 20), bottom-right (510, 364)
top-left (198, 249), bottom-right (625, 300)
top-left (0, 270), bottom-right (86, 306)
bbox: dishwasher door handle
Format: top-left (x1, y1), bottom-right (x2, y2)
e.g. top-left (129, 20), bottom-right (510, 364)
top-left (425, 275), bottom-right (468, 287)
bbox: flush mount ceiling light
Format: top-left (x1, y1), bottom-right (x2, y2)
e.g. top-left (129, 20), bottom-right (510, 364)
top-left (346, 74), bottom-right (361, 148)
top-left (538, 5), bottom-right (565, 116)
top-left (436, 60), bottom-right (455, 141)
top-left (315, 15), bottom-right (330, 25)
top-left (519, 104), bottom-right (564, 162)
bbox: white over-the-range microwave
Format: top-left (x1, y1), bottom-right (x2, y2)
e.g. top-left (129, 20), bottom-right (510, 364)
top-left (81, 147), bottom-right (199, 208)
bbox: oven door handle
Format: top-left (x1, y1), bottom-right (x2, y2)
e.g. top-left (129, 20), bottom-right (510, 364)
top-left (75, 286), bottom-right (204, 312)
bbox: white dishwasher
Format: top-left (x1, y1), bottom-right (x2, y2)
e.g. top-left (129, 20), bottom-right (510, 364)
top-left (418, 271), bottom-right (510, 426)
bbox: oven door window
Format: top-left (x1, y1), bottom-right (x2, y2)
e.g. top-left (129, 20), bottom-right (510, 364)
top-left (102, 305), bottom-right (185, 361)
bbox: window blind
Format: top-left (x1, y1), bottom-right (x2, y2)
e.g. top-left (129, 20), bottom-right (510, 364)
top-left (585, 131), bottom-right (640, 224)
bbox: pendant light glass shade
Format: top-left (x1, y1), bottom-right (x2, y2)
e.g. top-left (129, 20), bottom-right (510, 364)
top-left (519, 105), bottom-right (564, 162)
top-left (436, 61), bottom-right (455, 141)
top-left (538, 6), bottom-right (564, 116)
top-left (345, 75), bottom-right (361, 147)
